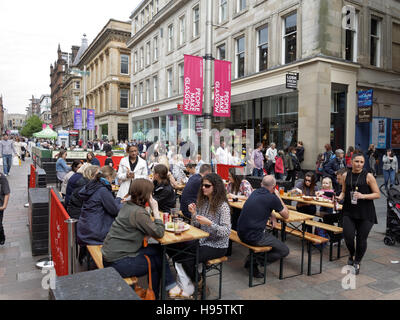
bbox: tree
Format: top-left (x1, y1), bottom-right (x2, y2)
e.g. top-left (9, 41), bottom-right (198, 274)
top-left (20, 115), bottom-right (43, 137)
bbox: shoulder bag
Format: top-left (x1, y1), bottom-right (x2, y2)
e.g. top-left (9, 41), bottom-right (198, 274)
top-left (134, 254), bottom-right (156, 300)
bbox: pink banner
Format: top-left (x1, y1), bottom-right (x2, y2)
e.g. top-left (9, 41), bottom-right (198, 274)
top-left (214, 60), bottom-right (231, 117)
top-left (183, 55), bottom-right (203, 115)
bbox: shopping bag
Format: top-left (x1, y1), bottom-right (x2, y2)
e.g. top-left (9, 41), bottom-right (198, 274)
top-left (12, 156), bottom-right (19, 166)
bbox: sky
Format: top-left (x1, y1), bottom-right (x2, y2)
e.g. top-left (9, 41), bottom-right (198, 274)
top-left (0, 0), bottom-right (142, 115)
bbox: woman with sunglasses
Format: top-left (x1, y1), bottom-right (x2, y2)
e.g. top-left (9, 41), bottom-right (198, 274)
top-left (170, 173), bottom-right (231, 298)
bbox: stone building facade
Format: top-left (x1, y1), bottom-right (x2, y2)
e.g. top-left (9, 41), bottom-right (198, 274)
top-left (76, 19), bottom-right (131, 142)
top-left (127, 0), bottom-right (400, 170)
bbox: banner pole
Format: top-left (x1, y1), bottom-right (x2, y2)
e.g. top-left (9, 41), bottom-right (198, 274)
top-left (65, 218), bottom-right (78, 275)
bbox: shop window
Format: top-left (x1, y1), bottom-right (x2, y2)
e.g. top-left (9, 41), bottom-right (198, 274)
top-left (283, 13), bottom-right (297, 64)
top-left (370, 17), bottom-right (381, 67)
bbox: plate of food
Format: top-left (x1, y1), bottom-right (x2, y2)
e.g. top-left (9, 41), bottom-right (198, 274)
top-left (302, 195), bottom-right (313, 201)
top-left (165, 222), bottom-right (190, 232)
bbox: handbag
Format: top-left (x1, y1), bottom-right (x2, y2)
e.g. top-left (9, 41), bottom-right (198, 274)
top-left (134, 255), bottom-right (156, 300)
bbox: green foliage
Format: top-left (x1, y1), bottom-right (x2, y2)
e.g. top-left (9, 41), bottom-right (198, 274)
top-left (20, 115), bottom-right (43, 137)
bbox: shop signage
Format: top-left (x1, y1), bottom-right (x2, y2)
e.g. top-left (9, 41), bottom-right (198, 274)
top-left (87, 109), bottom-right (95, 131)
top-left (177, 104), bottom-right (183, 111)
top-left (392, 119), bottom-right (400, 149)
top-left (214, 60), bottom-right (232, 117)
top-left (371, 117), bottom-right (387, 149)
top-left (74, 108), bottom-right (82, 130)
top-left (151, 108), bottom-right (160, 113)
top-left (195, 117), bottom-right (204, 136)
top-left (286, 72), bottom-right (299, 90)
top-left (183, 55), bottom-right (203, 116)
top-left (357, 89), bottom-right (373, 123)
top-left (69, 130), bottom-right (79, 135)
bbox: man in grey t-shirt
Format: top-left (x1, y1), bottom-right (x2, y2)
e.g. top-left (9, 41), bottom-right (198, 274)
top-left (0, 134), bottom-right (16, 177)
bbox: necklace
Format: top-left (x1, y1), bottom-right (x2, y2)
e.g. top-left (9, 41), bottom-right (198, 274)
top-left (350, 170), bottom-right (363, 191)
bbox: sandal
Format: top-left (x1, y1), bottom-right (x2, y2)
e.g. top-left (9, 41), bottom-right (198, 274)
top-left (169, 289), bottom-right (193, 300)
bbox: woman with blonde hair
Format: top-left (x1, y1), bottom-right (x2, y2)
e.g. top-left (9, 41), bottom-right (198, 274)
top-left (77, 166), bottom-right (122, 245)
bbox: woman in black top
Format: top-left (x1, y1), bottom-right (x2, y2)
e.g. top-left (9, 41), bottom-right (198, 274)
top-left (152, 164), bottom-right (176, 213)
top-left (337, 153), bottom-right (380, 274)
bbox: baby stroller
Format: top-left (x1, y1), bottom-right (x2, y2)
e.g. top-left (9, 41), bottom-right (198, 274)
top-left (380, 184), bottom-right (400, 246)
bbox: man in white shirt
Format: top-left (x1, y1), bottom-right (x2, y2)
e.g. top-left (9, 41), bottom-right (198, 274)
top-left (215, 141), bottom-right (230, 165)
top-left (266, 143), bottom-right (278, 175)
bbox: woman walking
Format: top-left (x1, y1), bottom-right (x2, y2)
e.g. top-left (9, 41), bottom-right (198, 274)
top-left (337, 153), bottom-right (380, 274)
top-left (382, 149), bottom-right (398, 190)
top-left (367, 144), bottom-right (378, 177)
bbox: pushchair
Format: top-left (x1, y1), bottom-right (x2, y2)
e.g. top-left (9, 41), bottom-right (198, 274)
top-left (380, 184), bottom-right (400, 246)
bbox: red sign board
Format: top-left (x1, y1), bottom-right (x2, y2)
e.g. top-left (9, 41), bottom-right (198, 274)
top-left (177, 104), bottom-right (183, 111)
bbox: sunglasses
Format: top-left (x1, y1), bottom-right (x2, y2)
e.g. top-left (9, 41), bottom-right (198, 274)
top-left (305, 179), bottom-right (312, 182)
top-left (202, 184), bottom-right (213, 189)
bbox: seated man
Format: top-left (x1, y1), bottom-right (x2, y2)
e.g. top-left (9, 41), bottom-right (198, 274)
top-left (180, 164), bottom-right (212, 219)
top-left (237, 175), bottom-right (290, 278)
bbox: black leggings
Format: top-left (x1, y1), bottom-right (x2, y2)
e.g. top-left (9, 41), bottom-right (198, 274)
top-left (342, 216), bottom-right (374, 263)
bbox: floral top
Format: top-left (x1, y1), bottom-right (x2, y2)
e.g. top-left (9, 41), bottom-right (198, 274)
top-left (192, 200), bottom-right (231, 249)
top-left (226, 180), bottom-right (253, 198)
top-left (171, 162), bottom-right (188, 184)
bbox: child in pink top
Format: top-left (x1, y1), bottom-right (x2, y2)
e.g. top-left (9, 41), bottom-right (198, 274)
top-left (274, 150), bottom-right (285, 180)
top-left (316, 177), bottom-right (335, 214)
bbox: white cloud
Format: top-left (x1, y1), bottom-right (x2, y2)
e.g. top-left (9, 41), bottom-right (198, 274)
top-left (0, 0), bottom-right (142, 114)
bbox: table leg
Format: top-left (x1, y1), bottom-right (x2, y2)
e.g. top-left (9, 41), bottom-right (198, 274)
top-left (194, 241), bottom-right (199, 300)
top-left (301, 221), bottom-right (305, 274)
top-left (279, 221), bottom-right (286, 280)
top-left (161, 246), bottom-right (167, 300)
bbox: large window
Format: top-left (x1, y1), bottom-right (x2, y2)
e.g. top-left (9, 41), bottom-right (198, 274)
top-left (219, 0), bottom-right (227, 23)
top-left (134, 51), bottom-right (138, 72)
top-left (167, 68), bottom-right (173, 98)
top-left (146, 42), bottom-right (151, 65)
top-left (179, 15), bottom-right (186, 46)
top-left (345, 12), bottom-right (358, 62)
top-left (120, 89), bottom-right (129, 109)
top-left (237, 0), bottom-right (246, 12)
top-left (153, 36), bottom-right (159, 61)
top-left (139, 83), bottom-right (143, 106)
top-left (140, 47), bottom-right (144, 69)
top-left (153, 76), bottom-right (158, 101)
top-left (121, 54), bottom-right (129, 74)
top-left (146, 79), bottom-right (150, 104)
top-left (283, 13), bottom-right (297, 64)
top-left (217, 44), bottom-right (226, 60)
top-left (370, 17), bottom-right (381, 67)
top-left (393, 23), bottom-right (400, 72)
top-left (74, 95), bottom-right (80, 106)
top-left (168, 24), bottom-right (174, 52)
top-left (134, 85), bottom-right (138, 107)
top-left (257, 26), bottom-right (268, 71)
top-left (193, 5), bottom-right (200, 38)
top-left (178, 63), bottom-right (184, 94)
top-left (236, 36), bottom-right (245, 78)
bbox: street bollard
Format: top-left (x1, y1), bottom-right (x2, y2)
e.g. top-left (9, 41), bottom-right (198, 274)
top-left (65, 219), bottom-right (78, 275)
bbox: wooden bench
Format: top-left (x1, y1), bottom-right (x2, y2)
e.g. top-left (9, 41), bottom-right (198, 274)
top-left (86, 245), bottom-right (138, 286)
top-left (201, 256), bottom-right (228, 300)
top-left (229, 230), bottom-right (272, 287)
top-left (305, 220), bottom-right (345, 261)
top-left (267, 222), bottom-right (329, 276)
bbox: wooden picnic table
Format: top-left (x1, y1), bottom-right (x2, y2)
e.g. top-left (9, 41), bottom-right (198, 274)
top-left (173, 183), bottom-right (186, 191)
top-left (281, 193), bottom-right (343, 210)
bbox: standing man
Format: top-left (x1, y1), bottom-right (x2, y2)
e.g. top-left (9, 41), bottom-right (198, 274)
top-left (0, 172), bottom-right (10, 245)
top-left (216, 141), bottom-right (230, 165)
top-left (251, 143), bottom-right (264, 177)
top-left (0, 134), bottom-right (16, 177)
top-left (265, 143), bottom-right (278, 176)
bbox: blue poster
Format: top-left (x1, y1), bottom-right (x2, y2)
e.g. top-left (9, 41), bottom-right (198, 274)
top-left (358, 89), bottom-right (373, 107)
top-left (74, 108), bottom-right (82, 130)
top-left (87, 109), bottom-right (95, 131)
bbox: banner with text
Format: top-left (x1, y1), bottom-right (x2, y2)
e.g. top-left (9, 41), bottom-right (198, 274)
top-left (87, 109), bottom-right (95, 130)
top-left (214, 60), bottom-right (231, 117)
top-left (183, 55), bottom-right (203, 115)
top-left (74, 108), bottom-right (82, 130)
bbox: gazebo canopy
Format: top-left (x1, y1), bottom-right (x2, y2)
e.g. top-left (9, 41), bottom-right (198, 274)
top-left (33, 125), bottom-right (58, 139)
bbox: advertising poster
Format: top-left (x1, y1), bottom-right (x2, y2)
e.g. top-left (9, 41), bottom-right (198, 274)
top-left (371, 117), bottom-right (387, 149)
top-left (74, 108), bottom-right (82, 130)
top-left (357, 89), bottom-right (373, 123)
top-left (214, 60), bottom-right (231, 117)
top-left (183, 55), bottom-right (203, 116)
top-left (87, 109), bottom-right (95, 130)
top-left (392, 119), bottom-right (400, 149)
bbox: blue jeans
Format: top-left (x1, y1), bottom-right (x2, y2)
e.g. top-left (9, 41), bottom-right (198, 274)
top-left (252, 168), bottom-right (263, 177)
top-left (2, 155), bottom-right (12, 175)
top-left (103, 244), bottom-right (177, 299)
top-left (383, 169), bottom-right (396, 188)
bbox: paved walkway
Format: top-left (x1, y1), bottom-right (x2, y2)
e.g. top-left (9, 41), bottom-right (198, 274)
top-left (0, 158), bottom-right (399, 300)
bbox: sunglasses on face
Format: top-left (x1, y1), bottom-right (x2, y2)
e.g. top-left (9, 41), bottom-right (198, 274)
top-left (202, 184), bottom-right (213, 189)
top-left (305, 179), bottom-right (312, 182)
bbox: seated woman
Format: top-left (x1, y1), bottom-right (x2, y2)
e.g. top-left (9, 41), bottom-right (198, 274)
top-left (61, 160), bottom-right (82, 199)
top-left (170, 173), bottom-right (231, 298)
top-left (101, 179), bottom-right (180, 299)
top-left (56, 150), bottom-right (71, 183)
top-left (65, 163), bottom-right (89, 207)
top-left (104, 151), bottom-right (114, 168)
top-left (226, 167), bottom-right (253, 200)
top-left (292, 171), bottom-right (319, 215)
top-left (152, 164), bottom-right (176, 213)
top-left (67, 165), bottom-right (100, 220)
top-left (86, 151), bottom-right (101, 166)
top-left (76, 166), bottom-right (122, 246)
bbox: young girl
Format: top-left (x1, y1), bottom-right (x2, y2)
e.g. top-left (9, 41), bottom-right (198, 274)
top-left (316, 177), bottom-right (336, 225)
